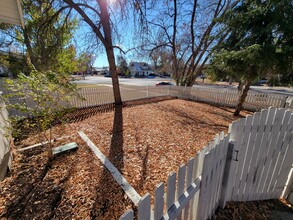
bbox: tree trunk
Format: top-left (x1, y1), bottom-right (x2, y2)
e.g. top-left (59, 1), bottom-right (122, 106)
top-left (63, 0), bottom-right (122, 105)
top-left (97, 0), bottom-right (122, 105)
top-left (106, 47), bottom-right (122, 105)
top-left (23, 28), bottom-right (39, 70)
top-left (237, 81), bottom-right (243, 91)
top-left (234, 80), bottom-right (251, 116)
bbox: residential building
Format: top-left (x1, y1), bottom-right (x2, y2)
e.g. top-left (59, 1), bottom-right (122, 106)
top-left (129, 62), bottom-right (153, 77)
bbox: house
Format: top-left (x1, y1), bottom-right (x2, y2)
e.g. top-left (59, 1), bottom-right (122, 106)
top-left (0, 0), bottom-right (24, 27)
top-left (0, 0), bottom-right (24, 181)
top-left (129, 62), bottom-right (153, 77)
top-left (93, 67), bottom-right (109, 75)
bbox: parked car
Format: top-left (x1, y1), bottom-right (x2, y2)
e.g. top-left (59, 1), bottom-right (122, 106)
top-left (147, 73), bottom-right (156, 79)
top-left (156, 82), bottom-right (173, 86)
top-left (158, 73), bottom-right (170, 78)
top-left (252, 79), bottom-right (268, 86)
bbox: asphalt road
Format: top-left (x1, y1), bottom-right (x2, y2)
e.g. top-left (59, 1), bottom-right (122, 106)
top-left (73, 75), bottom-right (173, 86)
top-left (74, 75), bottom-right (293, 97)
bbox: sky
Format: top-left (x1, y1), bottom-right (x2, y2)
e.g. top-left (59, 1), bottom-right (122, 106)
top-left (0, 0), bottom-right (149, 68)
top-left (1, 0), bottom-right (213, 69)
top-left (73, 5), bottom-right (147, 68)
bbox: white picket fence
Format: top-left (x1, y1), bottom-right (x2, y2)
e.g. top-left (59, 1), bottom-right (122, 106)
top-left (69, 85), bottom-right (170, 108)
top-left (70, 85), bottom-right (291, 112)
top-left (4, 85), bottom-right (292, 116)
top-left (119, 107), bottom-right (293, 220)
top-left (171, 86), bottom-right (289, 111)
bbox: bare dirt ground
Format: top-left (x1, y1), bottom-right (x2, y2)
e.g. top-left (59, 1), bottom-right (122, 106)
top-left (1, 98), bottom-right (254, 219)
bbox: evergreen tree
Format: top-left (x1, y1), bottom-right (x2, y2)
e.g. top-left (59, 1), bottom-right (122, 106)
top-left (208, 0), bottom-right (293, 115)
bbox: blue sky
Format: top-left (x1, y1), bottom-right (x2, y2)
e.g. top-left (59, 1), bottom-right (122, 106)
top-left (73, 6), bottom-right (146, 68)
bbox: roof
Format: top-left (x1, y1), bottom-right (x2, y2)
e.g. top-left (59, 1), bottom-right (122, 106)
top-left (129, 62), bottom-right (152, 72)
top-left (0, 0), bottom-right (24, 28)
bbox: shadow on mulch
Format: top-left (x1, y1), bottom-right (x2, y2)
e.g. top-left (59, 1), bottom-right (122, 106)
top-left (0, 147), bottom-right (78, 219)
top-left (153, 100), bottom-right (231, 130)
top-left (212, 199), bottom-right (293, 220)
top-left (65, 96), bottom-right (175, 123)
top-left (90, 105), bottom-right (132, 219)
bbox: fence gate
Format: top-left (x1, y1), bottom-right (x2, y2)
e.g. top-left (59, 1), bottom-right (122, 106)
top-left (224, 107), bottom-right (293, 202)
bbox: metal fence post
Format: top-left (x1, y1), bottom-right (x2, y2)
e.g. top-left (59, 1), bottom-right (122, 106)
top-left (147, 85), bottom-right (149, 98)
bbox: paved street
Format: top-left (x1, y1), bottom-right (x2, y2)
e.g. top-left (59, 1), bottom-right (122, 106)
top-left (73, 75), bottom-right (173, 86)
top-left (74, 75), bottom-right (293, 97)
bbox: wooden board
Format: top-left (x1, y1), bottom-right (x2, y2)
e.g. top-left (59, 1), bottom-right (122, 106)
top-left (52, 142), bottom-right (78, 155)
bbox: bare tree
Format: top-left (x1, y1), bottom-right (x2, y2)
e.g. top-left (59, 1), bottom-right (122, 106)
top-left (62, 0), bottom-right (124, 104)
top-left (145, 0), bottom-right (236, 86)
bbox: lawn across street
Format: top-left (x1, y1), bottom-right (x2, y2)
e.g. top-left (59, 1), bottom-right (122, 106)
top-left (0, 98), bottom-right (250, 219)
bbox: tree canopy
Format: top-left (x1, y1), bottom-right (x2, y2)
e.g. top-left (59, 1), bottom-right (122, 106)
top-left (209, 0), bottom-right (293, 82)
top-left (207, 0), bottom-right (293, 115)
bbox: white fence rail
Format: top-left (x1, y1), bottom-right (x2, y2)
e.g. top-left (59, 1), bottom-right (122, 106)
top-left (120, 107), bottom-right (293, 220)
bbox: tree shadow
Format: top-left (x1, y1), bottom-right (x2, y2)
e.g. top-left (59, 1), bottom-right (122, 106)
top-left (108, 105), bottom-right (124, 171)
top-left (64, 96), bottom-right (174, 123)
top-left (0, 147), bottom-right (77, 219)
top-left (137, 145), bottom-right (149, 190)
top-left (91, 105), bottom-right (129, 219)
top-left (154, 103), bottom-right (229, 129)
top-left (65, 104), bottom-right (115, 123)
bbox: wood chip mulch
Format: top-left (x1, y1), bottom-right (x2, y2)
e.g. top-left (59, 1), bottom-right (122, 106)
top-left (212, 199), bottom-right (293, 220)
top-left (0, 98), bottom-right (251, 219)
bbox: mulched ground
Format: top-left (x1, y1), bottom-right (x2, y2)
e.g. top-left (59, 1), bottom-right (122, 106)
top-left (213, 199), bottom-right (293, 220)
top-left (1, 98), bottom-right (254, 219)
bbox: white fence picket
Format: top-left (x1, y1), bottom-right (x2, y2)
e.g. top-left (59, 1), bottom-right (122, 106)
top-left (266, 110), bottom-right (293, 198)
top-left (154, 183), bottom-right (164, 220)
top-left (230, 117), bottom-right (248, 200)
top-left (177, 165), bottom-right (186, 220)
top-left (272, 117), bottom-right (293, 198)
top-left (166, 172), bottom-right (176, 211)
top-left (213, 133), bottom-right (229, 211)
top-left (238, 112), bottom-right (261, 201)
top-left (197, 150), bottom-right (212, 220)
top-left (246, 109), bottom-right (269, 201)
top-left (119, 210), bottom-right (134, 220)
top-left (282, 169), bottom-right (293, 200)
top-left (184, 158), bottom-right (195, 220)
top-left (206, 141), bottom-right (219, 219)
top-left (138, 194), bottom-right (151, 220)
top-left (259, 108), bottom-right (286, 200)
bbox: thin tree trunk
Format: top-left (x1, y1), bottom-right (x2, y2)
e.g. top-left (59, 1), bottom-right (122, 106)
top-left (234, 80), bottom-right (251, 116)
